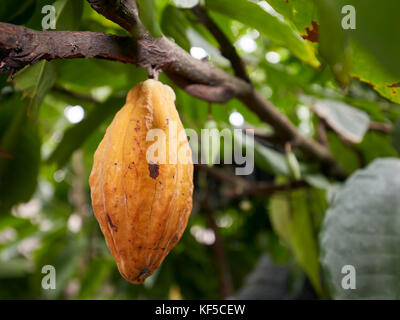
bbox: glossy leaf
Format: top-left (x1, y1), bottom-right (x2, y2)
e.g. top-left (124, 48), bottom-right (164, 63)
top-left (312, 99), bottom-right (370, 143)
top-left (137, 0), bottom-right (163, 37)
top-left (13, 61), bottom-right (56, 119)
top-left (320, 158), bottom-right (400, 299)
top-left (206, 0), bottom-right (319, 67)
top-left (269, 189), bottom-right (324, 297)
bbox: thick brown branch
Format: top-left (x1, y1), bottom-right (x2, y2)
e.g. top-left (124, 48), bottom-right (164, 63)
top-left (0, 23), bottom-right (138, 72)
top-left (191, 5), bottom-right (251, 83)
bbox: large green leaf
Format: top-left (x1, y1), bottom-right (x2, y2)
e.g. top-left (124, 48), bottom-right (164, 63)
top-left (320, 158), bottom-right (400, 299)
top-left (205, 0), bottom-right (319, 67)
top-left (269, 189), bottom-right (324, 297)
top-left (267, 0), bottom-right (318, 36)
top-left (312, 0), bottom-right (350, 84)
top-left (0, 94), bottom-right (41, 214)
top-left (351, 41), bottom-right (400, 105)
top-left (315, 0), bottom-right (400, 97)
top-left (13, 61), bottom-right (56, 119)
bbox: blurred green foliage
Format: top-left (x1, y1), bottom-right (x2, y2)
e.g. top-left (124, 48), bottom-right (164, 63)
top-left (0, 0), bottom-right (399, 300)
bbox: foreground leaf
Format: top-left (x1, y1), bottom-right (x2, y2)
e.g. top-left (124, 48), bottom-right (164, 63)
top-left (320, 158), bottom-right (400, 299)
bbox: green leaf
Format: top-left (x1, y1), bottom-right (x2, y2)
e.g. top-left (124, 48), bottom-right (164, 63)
top-left (358, 132), bottom-right (397, 165)
top-left (161, 5), bottom-right (191, 51)
top-left (315, 0), bottom-right (400, 92)
top-left (268, 189), bottom-right (324, 297)
top-left (206, 0), bottom-right (319, 67)
top-left (327, 132), bottom-right (360, 174)
top-left (47, 97), bottom-right (123, 168)
top-left (312, 99), bottom-right (370, 143)
top-left (285, 151), bottom-right (301, 180)
top-left (392, 119), bottom-right (400, 156)
top-left (351, 41), bottom-right (400, 105)
top-left (137, 0), bottom-right (163, 37)
top-left (0, 94), bottom-right (41, 214)
top-left (0, 0), bottom-right (36, 24)
top-left (312, 0), bottom-right (350, 84)
top-left (78, 258), bottom-right (114, 299)
top-left (234, 130), bottom-right (290, 176)
top-left (254, 141), bottom-right (289, 177)
top-left (268, 193), bottom-right (292, 245)
top-left (13, 61), bottom-right (56, 119)
top-left (320, 158), bottom-right (400, 299)
top-left (53, 0), bottom-right (83, 30)
top-left (267, 0), bottom-right (318, 36)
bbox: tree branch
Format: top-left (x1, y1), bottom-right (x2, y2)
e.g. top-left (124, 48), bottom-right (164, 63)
top-left (0, 23), bottom-right (138, 71)
top-left (0, 0), bottom-right (348, 180)
top-left (197, 164), bottom-right (307, 198)
top-left (191, 5), bottom-right (251, 83)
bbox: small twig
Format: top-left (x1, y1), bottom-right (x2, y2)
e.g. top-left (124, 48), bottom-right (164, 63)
top-left (196, 164), bottom-right (307, 198)
top-left (202, 187), bottom-right (233, 298)
top-left (191, 5), bottom-right (251, 83)
top-left (317, 118), bottom-right (329, 147)
top-left (368, 121), bottom-right (393, 134)
top-left (147, 65), bottom-right (160, 80)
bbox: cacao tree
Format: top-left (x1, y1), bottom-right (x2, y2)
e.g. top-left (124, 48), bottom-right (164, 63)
top-left (0, 0), bottom-right (399, 300)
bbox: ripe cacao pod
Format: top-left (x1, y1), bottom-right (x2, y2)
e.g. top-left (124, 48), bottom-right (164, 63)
top-left (89, 79), bottom-right (193, 284)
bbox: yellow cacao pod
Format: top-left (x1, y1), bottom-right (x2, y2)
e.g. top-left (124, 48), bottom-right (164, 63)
top-left (89, 79), bottom-right (194, 284)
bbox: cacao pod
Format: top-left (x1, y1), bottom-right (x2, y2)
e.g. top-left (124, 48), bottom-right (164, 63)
top-left (89, 79), bottom-right (194, 284)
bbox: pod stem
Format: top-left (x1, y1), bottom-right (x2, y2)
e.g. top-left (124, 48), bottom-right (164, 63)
top-left (147, 65), bottom-right (160, 81)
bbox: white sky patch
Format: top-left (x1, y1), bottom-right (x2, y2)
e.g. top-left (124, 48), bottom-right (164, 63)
top-left (0, 228), bottom-right (17, 244)
top-left (190, 46), bottom-right (208, 60)
top-left (297, 105), bottom-right (314, 136)
top-left (53, 169), bottom-right (66, 183)
top-left (64, 105), bottom-right (84, 124)
top-left (12, 199), bottom-right (42, 219)
top-left (265, 51), bottom-right (281, 64)
top-left (18, 237), bottom-right (40, 258)
top-left (258, 1), bottom-right (285, 20)
top-left (237, 35), bottom-right (257, 53)
top-left (247, 29), bottom-right (260, 39)
top-left (229, 111), bottom-right (245, 127)
top-left (190, 225), bottom-right (215, 245)
top-left (216, 215), bottom-right (233, 228)
top-left (297, 105), bottom-right (311, 120)
top-left (68, 213), bottom-right (83, 233)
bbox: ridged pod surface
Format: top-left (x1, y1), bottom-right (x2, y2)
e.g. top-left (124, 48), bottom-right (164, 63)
top-left (89, 79), bottom-right (193, 284)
